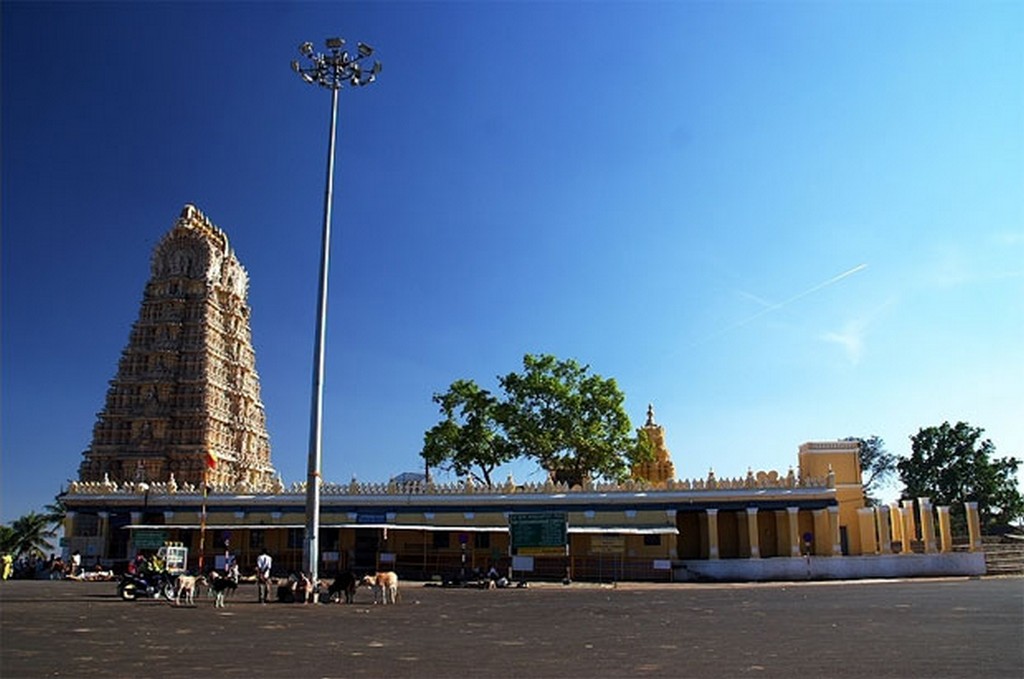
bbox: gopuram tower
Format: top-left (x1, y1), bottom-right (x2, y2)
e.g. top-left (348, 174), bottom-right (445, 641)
top-left (78, 205), bottom-right (277, 490)
top-left (631, 404), bottom-right (677, 486)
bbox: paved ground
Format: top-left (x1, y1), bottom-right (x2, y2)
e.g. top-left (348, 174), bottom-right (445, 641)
top-left (1, 576), bottom-right (1022, 678)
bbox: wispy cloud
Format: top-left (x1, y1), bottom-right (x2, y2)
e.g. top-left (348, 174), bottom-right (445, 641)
top-left (819, 298), bottom-right (897, 365)
top-left (821, 319), bottom-right (868, 364)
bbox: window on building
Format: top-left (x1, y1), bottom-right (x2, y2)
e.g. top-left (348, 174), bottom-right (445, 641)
top-left (433, 531), bottom-right (449, 549)
top-left (643, 534), bottom-right (662, 546)
top-left (474, 532), bottom-right (490, 549)
top-left (249, 530), bottom-right (265, 550)
top-left (287, 528), bottom-right (304, 549)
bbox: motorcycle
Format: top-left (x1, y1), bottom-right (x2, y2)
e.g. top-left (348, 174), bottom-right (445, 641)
top-left (117, 570), bottom-right (176, 601)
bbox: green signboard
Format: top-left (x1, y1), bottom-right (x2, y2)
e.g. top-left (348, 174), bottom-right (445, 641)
top-left (132, 530), bottom-right (169, 550)
top-left (509, 512), bottom-right (567, 555)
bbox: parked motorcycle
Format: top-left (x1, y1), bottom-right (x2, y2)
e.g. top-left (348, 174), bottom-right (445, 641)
top-left (117, 570), bottom-right (175, 601)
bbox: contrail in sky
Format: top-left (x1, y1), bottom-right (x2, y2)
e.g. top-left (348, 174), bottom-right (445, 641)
top-left (692, 263), bottom-right (868, 346)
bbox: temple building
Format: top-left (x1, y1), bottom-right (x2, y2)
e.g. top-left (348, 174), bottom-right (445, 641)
top-left (77, 205), bottom-right (277, 491)
top-left (60, 206), bottom-right (985, 582)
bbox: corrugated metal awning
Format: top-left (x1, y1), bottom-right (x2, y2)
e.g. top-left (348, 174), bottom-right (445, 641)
top-left (568, 525), bottom-right (677, 535)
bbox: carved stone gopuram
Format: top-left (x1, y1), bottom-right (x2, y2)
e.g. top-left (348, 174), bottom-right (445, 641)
top-left (78, 204), bottom-right (277, 490)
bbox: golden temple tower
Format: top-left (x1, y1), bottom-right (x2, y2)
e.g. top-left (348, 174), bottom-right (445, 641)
top-left (632, 404), bottom-right (677, 486)
top-left (78, 205), bottom-right (276, 489)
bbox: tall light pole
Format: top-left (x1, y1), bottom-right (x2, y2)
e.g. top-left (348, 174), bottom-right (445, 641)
top-left (291, 37), bottom-right (381, 587)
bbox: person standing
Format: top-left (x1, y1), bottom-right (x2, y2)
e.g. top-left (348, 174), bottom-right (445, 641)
top-left (256, 548), bottom-right (272, 603)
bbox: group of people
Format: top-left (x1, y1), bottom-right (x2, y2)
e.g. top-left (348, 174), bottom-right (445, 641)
top-left (1, 550), bottom-right (91, 581)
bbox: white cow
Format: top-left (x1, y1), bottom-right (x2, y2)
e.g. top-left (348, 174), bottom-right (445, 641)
top-left (361, 572), bottom-right (399, 604)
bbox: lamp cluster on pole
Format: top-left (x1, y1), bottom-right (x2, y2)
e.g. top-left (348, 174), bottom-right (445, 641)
top-left (291, 38), bottom-right (381, 90)
top-left (292, 36), bottom-right (380, 590)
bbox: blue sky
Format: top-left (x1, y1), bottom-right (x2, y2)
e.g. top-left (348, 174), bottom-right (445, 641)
top-left (2, 2), bottom-right (1021, 523)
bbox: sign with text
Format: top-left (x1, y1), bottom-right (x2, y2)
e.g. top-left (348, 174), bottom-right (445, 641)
top-left (589, 535), bottom-right (625, 554)
top-left (509, 512), bottom-right (567, 555)
top-left (132, 530), bottom-right (168, 550)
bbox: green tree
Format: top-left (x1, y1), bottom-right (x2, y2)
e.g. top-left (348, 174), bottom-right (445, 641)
top-left (7, 512), bottom-right (58, 560)
top-left (499, 354), bottom-right (649, 486)
top-left (44, 495), bottom-right (67, 528)
top-left (899, 421), bottom-right (1024, 533)
top-left (421, 379), bottom-right (517, 486)
top-left (844, 436), bottom-right (897, 506)
top-left (0, 525), bottom-right (17, 555)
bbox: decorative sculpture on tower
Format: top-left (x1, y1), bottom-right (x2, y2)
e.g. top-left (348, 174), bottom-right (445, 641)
top-left (631, 404), bottom-right (677, 486)
top-left (77, 205), bottom-right (277, 490)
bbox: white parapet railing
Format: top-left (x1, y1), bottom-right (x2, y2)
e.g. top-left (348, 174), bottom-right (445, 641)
top-left (65, 467), bottom-right (830, 498)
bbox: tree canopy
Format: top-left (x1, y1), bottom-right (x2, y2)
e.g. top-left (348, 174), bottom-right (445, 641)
top-left (899, 421), bottom-right (1024, 533)
top-left (421, 354), bottom-right (649, 487)
top-left (421, 379), bottom-right (515, 486)
top-left (845, 436), bottom-right (897, 506)
top-left (2, 511), bottom-right (58, 560)
top-left (499, 354), bottom-right (648, 486)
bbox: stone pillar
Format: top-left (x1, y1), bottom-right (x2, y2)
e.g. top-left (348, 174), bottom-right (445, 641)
top-left (812, 509), bottom-right (829, 556)
top-left (965, 502), bottom-right (982, 552)
top-left (918, 498), bottom-right (937, 554)
top-left (666, 510), bottom-right (678, 559)
top-left (875, 505), bottom-right (892, 554)
top-left (900, 500), bottom-right (916, 554)
top-left (889, 502), bottom-right (904, 548)
top-left (828, 506), bottom-right (842, 556)
top-left (706, 509), bottom-right (720, 560)
top-left (64, 511), bottom-right (77, 542)
top-left (857, 508), bottom-right (877, 555)
top-left (786, 507), bottom-right (801, 557)
top-left (98, 511), bottom-right (110, 560)
top-left (937, 506), bottom-right (953, 553)
top-left (746, 507), bottom-right (760, 558)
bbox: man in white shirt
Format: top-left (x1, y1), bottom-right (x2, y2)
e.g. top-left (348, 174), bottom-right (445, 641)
top-left (256, 548), bottom-right (272, 603)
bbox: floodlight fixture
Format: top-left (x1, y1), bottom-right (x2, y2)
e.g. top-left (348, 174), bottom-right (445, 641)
top-left (291, 33), bottom-right (383, 91)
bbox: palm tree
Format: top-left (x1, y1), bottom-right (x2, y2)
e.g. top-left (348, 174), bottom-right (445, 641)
top-left (9, 512), bottom-right (57, 560)
top-left (0, 525), bottom-right (17, 555)
top-left (43, 495), bottom-right (67, 529)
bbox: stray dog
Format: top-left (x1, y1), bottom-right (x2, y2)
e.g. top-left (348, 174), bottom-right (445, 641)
top-left (361, 571), bottom-right (399, 605)
top-left (328, 571), bottom-right (358, 604)
top-left (207, 572), bottom-right (239, 608)
top-left (174, 574), bottom-right (199, 606)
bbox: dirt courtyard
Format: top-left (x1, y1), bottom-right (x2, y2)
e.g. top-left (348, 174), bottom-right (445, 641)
top-left (2, 577), bottom-right (1021, 678)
